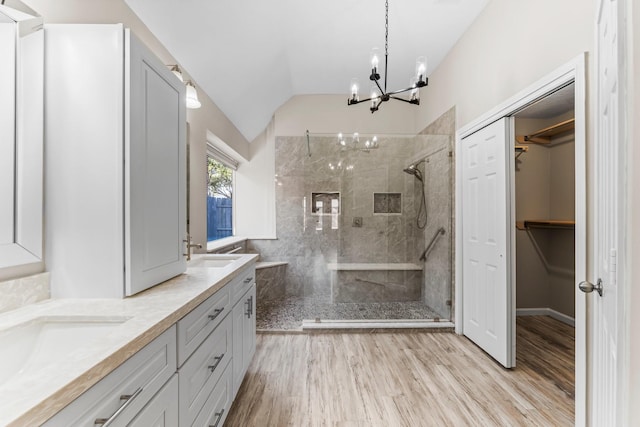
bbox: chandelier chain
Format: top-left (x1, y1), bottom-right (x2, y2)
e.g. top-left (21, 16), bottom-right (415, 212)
top-left (385, 0), bottom-right (389, 56)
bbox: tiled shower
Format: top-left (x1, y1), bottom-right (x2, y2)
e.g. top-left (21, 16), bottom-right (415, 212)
top-left (249, 132), bottom-right (453, 330)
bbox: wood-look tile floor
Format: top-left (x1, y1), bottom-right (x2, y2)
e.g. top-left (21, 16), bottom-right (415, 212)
top-left (225, 316), bottom-right (574, 427)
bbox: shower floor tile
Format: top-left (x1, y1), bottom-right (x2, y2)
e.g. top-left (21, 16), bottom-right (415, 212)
top-left (257, 295), bottom-right (443, 330)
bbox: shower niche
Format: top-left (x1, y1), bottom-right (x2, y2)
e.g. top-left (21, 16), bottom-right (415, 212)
top-left (373, 193), bottom-right (402, 215)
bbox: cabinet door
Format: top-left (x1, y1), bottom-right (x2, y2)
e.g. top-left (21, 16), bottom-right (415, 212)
top-left (128, 374), bottom-right (178, 427)
top-left (232, 284), bottom-right (257, 397)
top-left (231, 296), bottom-right (245, 397)
top-left (125, 30), bottom-right (187, 296)
top-left (243, 284), bottom-right (256, 370)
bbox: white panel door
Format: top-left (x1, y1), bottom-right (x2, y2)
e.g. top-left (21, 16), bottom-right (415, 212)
top-left (587, 0), bottom-right (624, 422)
top-left (125, 30), bottom-right (186, 296)
top-left (461, 118), bottom-right (514, 368)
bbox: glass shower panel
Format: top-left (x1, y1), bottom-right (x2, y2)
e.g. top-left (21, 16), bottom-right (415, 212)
top-left (298, 133), bottom-right (453, 323)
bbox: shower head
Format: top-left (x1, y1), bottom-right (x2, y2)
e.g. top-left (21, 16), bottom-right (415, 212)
top-left (403, 164), bottom-right (424, 182)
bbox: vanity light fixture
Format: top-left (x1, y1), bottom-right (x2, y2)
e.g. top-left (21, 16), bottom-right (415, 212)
top-left (347, 0), bottom-right (428, 113)
top-left (170, 64), bottom-right (184, 82)
top-left (168, 64), bottom-right (202, 109)
top-left (185, 81), bottom-right (201, 109)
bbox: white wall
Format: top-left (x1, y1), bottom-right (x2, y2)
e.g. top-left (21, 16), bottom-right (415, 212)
top-left (273, 94), bottom-right (418, 136)
top-left (235, 122), bottom-right (276, 239)
top-left (415, 0), bottom-right (595, 132)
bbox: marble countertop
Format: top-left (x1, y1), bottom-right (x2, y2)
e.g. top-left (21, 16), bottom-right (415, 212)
top-left (0, 253), bottom-right (258, 427)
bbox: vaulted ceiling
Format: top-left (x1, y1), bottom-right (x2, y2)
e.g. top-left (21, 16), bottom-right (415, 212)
top-left (125, 0), bottom-right (489, 141)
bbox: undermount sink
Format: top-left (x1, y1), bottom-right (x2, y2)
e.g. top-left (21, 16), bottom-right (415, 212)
top-left (0, 316), bottom-right (130, 385)
top-left (188, 254), bottom-right (242, 268)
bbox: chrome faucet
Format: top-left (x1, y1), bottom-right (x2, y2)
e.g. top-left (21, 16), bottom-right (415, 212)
top-left (183, 234), bottom-right (202, 261)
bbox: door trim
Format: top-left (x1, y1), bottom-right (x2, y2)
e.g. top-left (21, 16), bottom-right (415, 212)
top-left (454, 53), bottom-right (587, 425)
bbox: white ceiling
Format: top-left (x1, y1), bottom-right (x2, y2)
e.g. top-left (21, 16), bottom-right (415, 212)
top-left (125, 0), bottom-right (489, 141)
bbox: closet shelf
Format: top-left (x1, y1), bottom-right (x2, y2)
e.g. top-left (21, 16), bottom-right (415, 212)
top-left (516, 118), bottom-right (575, 145)
top-left (516, 220), bottom-right (575, 230)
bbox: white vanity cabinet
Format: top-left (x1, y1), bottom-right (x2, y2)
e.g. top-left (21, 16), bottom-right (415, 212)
top-left (42, 262), bottom-right (257, 427)
top-left (44, 24), bottom-right (187, 298)
top-left (177, 262), bottom-right (256, 426)
top-left (44, 326), bottom-right (177, 427)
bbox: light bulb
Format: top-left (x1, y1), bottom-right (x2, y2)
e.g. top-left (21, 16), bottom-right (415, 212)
top-left (349, 78), bottom-right (359, 102)
top-left (370, 87), bottom-right (380, 109)
top-left (410, 77), bottom-right (419, 102)
top-left (370, 48), bottom-right (380, 73)
top-left (186, 81), bottom-right (201, 109)
top-left (415, 56), bottom-right (427, 84)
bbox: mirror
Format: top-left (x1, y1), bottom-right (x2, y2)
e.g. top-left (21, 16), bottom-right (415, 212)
top-left (0, 2), bottom-right (43, 280)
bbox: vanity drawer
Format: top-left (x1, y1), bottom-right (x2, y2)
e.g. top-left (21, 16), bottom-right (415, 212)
top-left (191, 364), bottom-right (232, 427)
top-left (44, 325), bottom-right (177, 427)
top-left (177, 284), bottom-right (230, 366)
top-left (128, 373), bottom-right (178, 426)
top-left (229, 264), bottom-right (255, 306)
top-left (179, 314), bottom-right (232, 427)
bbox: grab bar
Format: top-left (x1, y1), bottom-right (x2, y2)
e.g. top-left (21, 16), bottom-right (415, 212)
top-left (420, 227), bottom-right (446, 261)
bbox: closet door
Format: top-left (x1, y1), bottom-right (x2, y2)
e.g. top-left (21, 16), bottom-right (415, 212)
top-left (460, 117), bottom-right (514, 368)
top-left (125, 30), bottom-right (187, 296)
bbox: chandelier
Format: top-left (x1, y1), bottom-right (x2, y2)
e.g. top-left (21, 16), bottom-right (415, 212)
top-left (347, 0), bottom-right (428, 112)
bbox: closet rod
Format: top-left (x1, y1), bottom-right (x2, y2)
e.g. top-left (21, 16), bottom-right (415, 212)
top-left (516, 118), bottom-right (575, 144)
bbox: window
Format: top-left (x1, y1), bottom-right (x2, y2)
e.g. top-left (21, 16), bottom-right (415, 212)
top-left (207, 144), bottom-right (238, 242)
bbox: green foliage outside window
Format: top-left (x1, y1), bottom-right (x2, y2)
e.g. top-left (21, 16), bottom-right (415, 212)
top-left (208, 158), bottom-right (233, 199)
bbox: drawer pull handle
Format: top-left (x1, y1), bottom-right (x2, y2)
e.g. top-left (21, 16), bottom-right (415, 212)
top-left (210, 409), bottom-right (225, 427)
top-left (208, 307), bottom-right (225, 321)
top-left (208, 353), bottom-right (225, 373)
top-left (94, 387), bottom-right (143, 426)
top-left (245, 297), bottom-right (251, 318)
top-left (244, 277), bottom-right (253, 283)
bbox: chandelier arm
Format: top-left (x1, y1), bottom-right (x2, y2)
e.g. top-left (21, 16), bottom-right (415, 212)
top-left (387, 86), bottom-right (415, 96)
top-left (348, 96), bottom-right (375, 105)
top-left (374, 79), bottom-right (385, 95)
top-left (390, 95), bottom-right (420, 105)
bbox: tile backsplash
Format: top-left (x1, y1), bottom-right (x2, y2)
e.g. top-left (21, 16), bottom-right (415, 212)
top-left (0, 272), bottom-right (50, 314)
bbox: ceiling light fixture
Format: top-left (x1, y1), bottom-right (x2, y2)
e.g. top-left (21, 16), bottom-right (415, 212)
top-left (347, 0), bottom-right (428, 113)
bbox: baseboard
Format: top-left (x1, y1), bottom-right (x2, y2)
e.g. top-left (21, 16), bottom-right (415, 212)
top-left (516, 307), bottom-right (575, 327)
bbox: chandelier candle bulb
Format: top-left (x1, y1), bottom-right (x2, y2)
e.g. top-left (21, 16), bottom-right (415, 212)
top-left (349, 78), bottom-right (360, 102)
top-left (410, 78), bottom-right (419, 102)
top-left (370, 48), bottom-right (380, 79)
top-left (415, 56), bottom-right (427, 85)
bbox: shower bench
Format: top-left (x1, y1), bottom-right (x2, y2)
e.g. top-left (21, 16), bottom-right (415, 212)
top-left (326, 263), bottom-right (423, 303)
